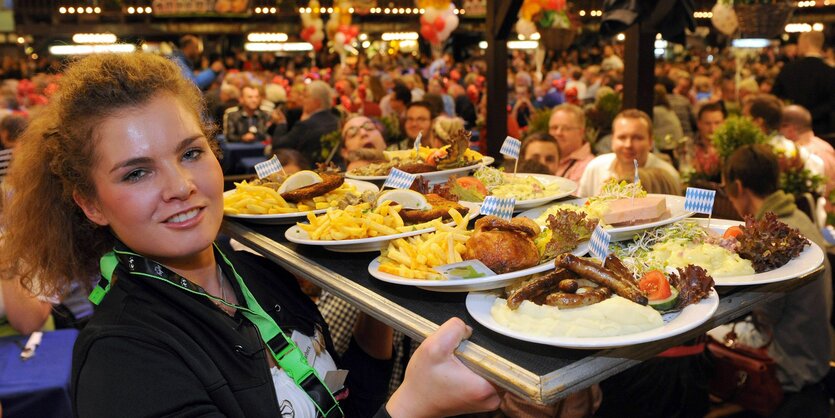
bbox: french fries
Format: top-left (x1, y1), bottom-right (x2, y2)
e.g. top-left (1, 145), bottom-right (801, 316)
top-left (223, 180), bottom-right (359, 215)
top-left (378, 210), bottom-right (472, 280)
top-left (296, 201), bottom-right (444, 241)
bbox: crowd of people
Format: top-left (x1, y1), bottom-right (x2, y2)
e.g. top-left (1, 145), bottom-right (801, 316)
top-left (0, 28), bottom-right (834, 417)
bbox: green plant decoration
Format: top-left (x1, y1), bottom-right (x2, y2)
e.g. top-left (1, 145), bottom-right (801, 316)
top-left (524, 107), bottom-right (553, 137)
top-left (710, 115), bottom-right (768, 160)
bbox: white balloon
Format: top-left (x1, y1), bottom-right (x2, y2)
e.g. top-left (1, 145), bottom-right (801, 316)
top-left (516, 18), bottom-right (537, 37)
top-left (711, 3), bottom-right (738, 36)
top-left (334, 32), bottom-right (346, 45)
top-left (313, 19), bottom-right (323, 30)
top-left (444, 12), bottom-right (459, 33)
top-left (301, 13), bottom-right (312, 26)
top-left (311, 31), bottom-right (324, 43)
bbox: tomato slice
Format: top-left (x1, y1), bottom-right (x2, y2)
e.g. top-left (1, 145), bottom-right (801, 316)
top-left (639, 270), bottom-right (672, 301)
top-left (723, 225), bottom-right (744, 239)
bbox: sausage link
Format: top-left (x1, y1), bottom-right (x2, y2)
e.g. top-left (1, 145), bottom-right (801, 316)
top-left (558, 279), bottom-right (579, 293)
top-left (506, 269), bottom-right (576, 309)
top-left (544, 287), bottom-right (612, 308)
top-left (556, 254), bottom-right (649, 305)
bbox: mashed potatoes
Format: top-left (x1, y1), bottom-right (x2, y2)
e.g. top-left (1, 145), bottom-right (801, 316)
top-left (491, 296), bottom-right (663, 338)
top-left (653, 240), bottom-right (755, 277)
top-left (491, 175), bottom-right (564, 201)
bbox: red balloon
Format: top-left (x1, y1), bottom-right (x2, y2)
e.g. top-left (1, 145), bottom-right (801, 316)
top-left (420, 14), bottom-right (428, 25)
top-left (349, 26), bottom-right (359, 37)
top-left (434, 16), bottom-right (445, 32)
top-left (312, 41), bottom-right (322, 51)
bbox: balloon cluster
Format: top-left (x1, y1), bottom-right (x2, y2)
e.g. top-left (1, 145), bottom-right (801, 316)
top-left (516, 0), bottom-right (571, 37)
top-left (327, 1), bottom-right (360, 65)
top-left (418, 0), bottom-right (459, 46)
top-left (300, 0), bottom-right (325, 51)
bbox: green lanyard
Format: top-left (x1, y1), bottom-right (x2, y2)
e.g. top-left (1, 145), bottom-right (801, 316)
top-left (90, 243), bottom-right (343, 418)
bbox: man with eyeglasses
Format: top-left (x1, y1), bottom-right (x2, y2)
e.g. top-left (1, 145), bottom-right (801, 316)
top-left (548, 104), bottom-right (594, 182)
top-left (401, 101), bottom-right (436, 150)
top-left (340, 116), bottom-right (387, 164)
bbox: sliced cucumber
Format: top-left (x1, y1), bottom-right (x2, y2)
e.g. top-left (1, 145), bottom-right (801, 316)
top-left (648, 287), bottom-right (679, 311)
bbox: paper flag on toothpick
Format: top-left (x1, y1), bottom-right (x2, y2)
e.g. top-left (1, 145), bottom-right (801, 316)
top-left (479, 196), bottom-right (516, 220)
top-left (254, 155), bottom-right (284, 179)
top-left (589, 225), bottom-right (611, 263)
top-left (383, 168), bottom-right (417, 190)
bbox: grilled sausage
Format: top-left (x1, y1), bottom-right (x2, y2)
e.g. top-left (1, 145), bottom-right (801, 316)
top-left (506, 269), bottom-right (576, 309)
top-left (558, 279), bottom-right (579, 293)
top-left (544, 287), bottom-right (612, 308)
top-left (604, 254), bottom-right (639, 287)
top-left (556, 254), bottom-right (648, 305)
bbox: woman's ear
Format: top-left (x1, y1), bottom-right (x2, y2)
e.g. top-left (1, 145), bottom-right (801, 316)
top-left (72, 191), bottom-right (109, 226)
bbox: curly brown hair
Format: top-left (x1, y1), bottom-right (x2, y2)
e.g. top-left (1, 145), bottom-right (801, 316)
top-left (0, 53), bottom-right (218, 296)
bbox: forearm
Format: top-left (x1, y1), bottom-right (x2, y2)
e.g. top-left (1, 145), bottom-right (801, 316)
top-left (352, 312), bottom-right (393, 360)
top-left (1, 279), bottom-right (51, 334)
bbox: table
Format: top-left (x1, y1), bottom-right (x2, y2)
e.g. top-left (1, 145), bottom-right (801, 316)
top-left (0, 329), bottom-right (78, 418)
top-left (222, 220), bottom-right (824, 405)
top-left (219, 141), bottom-right (266, 174)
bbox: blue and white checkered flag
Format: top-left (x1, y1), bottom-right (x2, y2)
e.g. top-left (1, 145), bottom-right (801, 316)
top-left (684, 187), bottom-right (716, 215)
top-left (383, 168), bottom-right (417, 190)
top-left (589, 225), bottom-right (611, 262)
top-left (500, 136), bottom-right (521, 159)
top-left (479, 196), bottom-right (516, 219)
top-left (254, 155), bottom-right (283, 179)
top-left (414, 131), bottom-right (422, 153)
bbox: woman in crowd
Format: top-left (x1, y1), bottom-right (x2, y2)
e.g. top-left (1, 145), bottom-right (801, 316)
top-left (0, 53), bottom-right (499, 417)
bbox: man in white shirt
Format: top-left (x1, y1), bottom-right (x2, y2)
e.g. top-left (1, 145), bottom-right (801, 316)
top-left (578, 109), bottom-right (680, 197)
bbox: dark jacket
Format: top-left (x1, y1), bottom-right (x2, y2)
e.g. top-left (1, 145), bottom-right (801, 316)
top-left (72, 245), bottom-right (391, 417)
top-left (773, 56), bottom-right (835, 137)
top-left (223, 107), bottom-right (272, 143)
top-left (272, 109), bottom-right (340, 164)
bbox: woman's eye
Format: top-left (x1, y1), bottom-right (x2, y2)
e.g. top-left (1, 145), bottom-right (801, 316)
top-left (183, 148), bottom-right (204, 161)
top-left (122, 169), bottom-right (147, 183)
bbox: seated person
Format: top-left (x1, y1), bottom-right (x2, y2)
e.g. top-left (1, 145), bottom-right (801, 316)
top-left (404, 101), bottom-right (436, 148)
top-left (340, 115), bottom-right (387, 165)
top-left (222, 85), bottom-right (271, 143)
top-left (578, 109), bottom-right (681, 197)
top-left (272, 80), bottom-right (340, 164)
top-left (618, 166), bottom-right (682, 196)
top-left (271, 148), bottom-right (310, 175)
top-left (721, 144), bottom-right (832, 416)
top-left (548, 104), bottom-right (594, 182)
top-left (520, 132), bottom-right (560, 175)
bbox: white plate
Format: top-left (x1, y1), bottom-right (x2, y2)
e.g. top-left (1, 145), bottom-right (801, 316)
top-left (466, 289), bottom-right (719, 349)
top-left (517, 194), bottom-right (694, 241)
top-left (368, 242), bottom-right (589, 292)
top-left (691, 218), bottom-right (825, 286)
top-left (285, 224), bottom-right (437, 253)
top-left (223, 179), bottom-right (379, 225)
top-left (345, 156), bottom-right (495, 184)
top-left (489, 173), bottom-right (578, 210)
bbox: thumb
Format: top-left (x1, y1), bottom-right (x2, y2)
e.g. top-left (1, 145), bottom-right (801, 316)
top-left (427, 318), bottom-right (472, 354)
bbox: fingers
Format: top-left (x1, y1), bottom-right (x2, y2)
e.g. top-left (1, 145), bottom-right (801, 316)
top-left (427, 317), bottom-right (471, 355)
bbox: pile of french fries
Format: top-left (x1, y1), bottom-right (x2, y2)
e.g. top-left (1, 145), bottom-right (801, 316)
top-left (296, 201), bottom-right (440, 241)
top-left (223, 181), bottom-right (359, 215)
top-left (378, 210), bottom-right (472, 280)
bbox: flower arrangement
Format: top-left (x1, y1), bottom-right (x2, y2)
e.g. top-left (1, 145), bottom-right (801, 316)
top-left (516, 0), bottom-right (576, 39)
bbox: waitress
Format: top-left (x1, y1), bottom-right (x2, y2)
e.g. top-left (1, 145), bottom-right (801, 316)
top-left (0, 53), bottom-right (499, 418)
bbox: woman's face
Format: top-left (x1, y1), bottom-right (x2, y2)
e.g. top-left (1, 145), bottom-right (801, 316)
top-left (75, 94), bottom-right (223, 267)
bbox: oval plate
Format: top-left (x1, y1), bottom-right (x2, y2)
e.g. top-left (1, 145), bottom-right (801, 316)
top-left (223, 179), bottom-right (378, 225)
